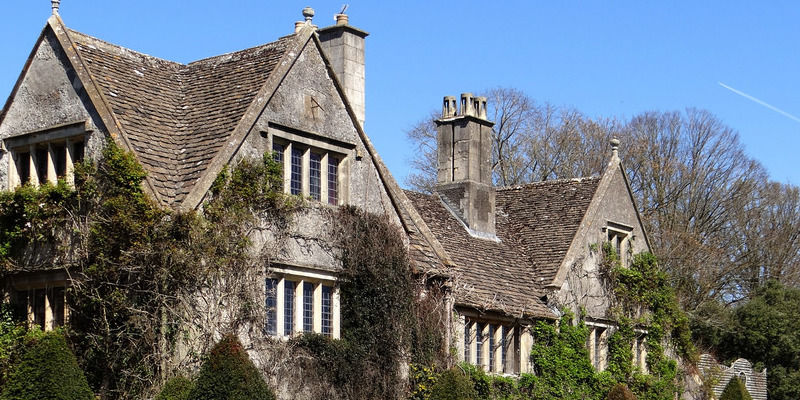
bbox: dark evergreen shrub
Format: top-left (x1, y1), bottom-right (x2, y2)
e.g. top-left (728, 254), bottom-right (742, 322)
top-left (429, 367), bottom-right (478, 400)
top-left (719, 377), bottom-right (753, 400)
top-left (0, 332), bottom-right (93, 400)
top-left (606, 383), bottom-right (638, 400)
top-left (187, 334), bottom-right (275, 400)
top-left (155, 375), bottom-right (194, 400)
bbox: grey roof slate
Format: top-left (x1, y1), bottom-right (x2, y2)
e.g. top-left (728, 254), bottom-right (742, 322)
top-left (67, 29), bottom-right (290, 207)
top-left (497, 177), bottom-right (600, 285)
top-left (404, 177), bottom-right (601, 319)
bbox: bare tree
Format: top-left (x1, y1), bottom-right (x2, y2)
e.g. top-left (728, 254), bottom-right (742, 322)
top-left (404, 88), bottom-right (800, 313)
top-left (403, 111), bottom-right (439, 193)
top-left (404, 87), bottom-right (616, 192)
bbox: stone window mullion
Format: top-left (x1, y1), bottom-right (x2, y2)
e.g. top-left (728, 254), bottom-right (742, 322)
top-left (65, 139), bottom-right (75, 185)
top-left (302, 148), bottom-right (310, 197)
top-left (332, 284), bottom-right (341, 339)
top-left (46, 143), bottom-right (57, 184)
top-left (294, 279), bottom-right (304, 333)
top-left (320, 153), bottom-right (329, 204)
top-left (28, 145), bottom-right (38, 187)
top-left (276, 278), bottom-right (285, 337)
top-left (313, 282), bottom-right (322, 333)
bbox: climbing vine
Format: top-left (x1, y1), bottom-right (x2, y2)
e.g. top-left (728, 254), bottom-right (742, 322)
top-left (415, 246), bottom-right (697, 400)
top-left (293, 206), bottom-right (447, 399)
top-left (602, 243), bottom-right (696, 400)
top-left (0, 141), bottom-right (298, 398)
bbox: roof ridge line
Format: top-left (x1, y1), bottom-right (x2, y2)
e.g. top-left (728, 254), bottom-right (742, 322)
top-left (65, 27), bottom-right (186, 67)
top-left (497, 176), bottom-right (601, 191)
top-left (187, 36), bottom-right (292, 66)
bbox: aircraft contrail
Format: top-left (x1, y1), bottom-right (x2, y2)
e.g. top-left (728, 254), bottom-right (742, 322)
top-left (718, 82), bottom-right (800, 123)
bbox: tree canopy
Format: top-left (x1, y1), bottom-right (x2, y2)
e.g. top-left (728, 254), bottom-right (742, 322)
top-left (405, 87), bottom-right (800, 312)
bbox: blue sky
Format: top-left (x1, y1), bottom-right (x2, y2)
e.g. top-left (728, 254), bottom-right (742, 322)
top-left (1, 1), bottom-right (798, 186)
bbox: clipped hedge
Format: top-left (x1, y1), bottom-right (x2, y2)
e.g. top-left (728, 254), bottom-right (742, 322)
top-left (0, 332), bottom-right (93, 400)
top-left (719, 377), bottom-right (753, 400)
top-left (187, 334), bottom-right (274, 400)
top-left (606, 383), bottom-right (638, 400)
top-left (155, 375), bottom-right (194, 400)
top-left (429, 367), bottom-right (478, 400)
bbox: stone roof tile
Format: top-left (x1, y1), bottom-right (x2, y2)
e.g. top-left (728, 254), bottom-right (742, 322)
top-left (67, 29), bottom-right (290, 207)
top-left (496, 177), bottom-right (601, 285)
top-left (404, 177), bottom-right (601, 319)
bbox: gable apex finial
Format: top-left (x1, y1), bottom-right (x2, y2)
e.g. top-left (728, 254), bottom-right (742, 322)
top-left (302, 7), bottom-right (314, 23)
top-left (610, 138), bottom-right (620, 159)
top-left (51, 0), bottom-right (60, 15)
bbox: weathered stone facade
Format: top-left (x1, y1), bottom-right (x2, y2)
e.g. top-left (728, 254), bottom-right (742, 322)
top-left (1, 6), bottom-right (685, 399)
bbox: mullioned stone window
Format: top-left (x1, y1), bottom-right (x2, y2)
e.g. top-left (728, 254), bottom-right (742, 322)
top-left (265, 267), bottom-right (340, 339)
top-left (4, 271), bottom-right (69, 331)
top-left (268, 123), bottom-right (351, 206)
top-left (3, 121), bottom-right (87, 189)
top-left (604, 220), bottom-right (634, 265)
top-left (462, 317), bottom-right (522, 374)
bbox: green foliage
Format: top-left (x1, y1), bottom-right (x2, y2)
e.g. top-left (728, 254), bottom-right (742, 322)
top-left (701, 280), bottom-right (800, 400)
top-left (295, 207), bottom-right (445, 398)
top-left (606, 383), bottom-right (637, 400)
top-left (719, 377), bottom-right (752, 400)
top-left (459, 362), bottom-right (491, 398)
top-left (206, 152), bottom-right (293, 222)
top-left (488, 374), bottom-right (524, 400)
top-left (0, 141), bottom-right (294, 398)
top-left (187, 334), bottom-right (275, 400)
top-left (0, 304), bottom-right (29, 388)
top-left (601, 245), bottom-right (694, 400)
top-left (428, 367), bottom-right (478, 400)
top-left (0, 331), bottom-right (93, 400)
top-left (155, 375), bottom-right (194, 400)
top-left (508, 248), bottom-right (691, 400)
top-left (409, 364), bottom-right (437, 400)
top-left (528, 311), bottom-right (601, 400)
top-left (0, 179), bottom-right (75, 263)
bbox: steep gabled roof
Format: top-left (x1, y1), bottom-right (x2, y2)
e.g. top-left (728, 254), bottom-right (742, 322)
top-left (404, 177), bottom-right (601, 319)
top-left (498, 177), bottom-right (601, 286)
top-left (61, 26), bottom-right (292, 207)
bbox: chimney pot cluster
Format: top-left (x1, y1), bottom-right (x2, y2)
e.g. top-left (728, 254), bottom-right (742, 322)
top-left (441, 93), bottom-right (488, 119)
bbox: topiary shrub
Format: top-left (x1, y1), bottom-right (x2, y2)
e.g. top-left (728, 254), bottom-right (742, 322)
top-left (187, 334), bottom-right (275, 400)
top-left (156, 375), bottom-right (194, 400)
top-left (606, 383), bottom-right (637, 400)
top-left (719, 377), bottom-right (753, 400)
top-left (0, 331), bottom-right (93, 400)
top-left (429, 367), bottom-right (478, 400)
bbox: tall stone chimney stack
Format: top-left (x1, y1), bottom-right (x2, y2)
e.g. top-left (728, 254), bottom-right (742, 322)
top-left (435, 93), bottom-right (496, 239)
top-left (317, 13), bottom-right (368, 127)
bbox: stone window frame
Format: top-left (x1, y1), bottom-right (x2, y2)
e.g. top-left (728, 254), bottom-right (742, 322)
top-left (4, 271), bottom-right (70, 331)
top-left (604, 220), bottom-right (634, 265)
top-left (633, 329), bottom-right (648, 373)
top-left (460, 313), bottom-right (526, 375)
top-left (268, 123), bottom-right (353, 206)
top-left (586, 320), bottom-right (612, 371)
top-left (265, 264), bottom-right (340, 339)
top-left (3, 120), bottom-right (90, 190)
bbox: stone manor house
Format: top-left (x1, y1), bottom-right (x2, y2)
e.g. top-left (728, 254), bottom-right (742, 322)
top-left (0, 5), bottom-right (653, 384)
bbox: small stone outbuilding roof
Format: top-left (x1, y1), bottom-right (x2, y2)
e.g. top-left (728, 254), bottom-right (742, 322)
top-left (65, 29), bottom-right (292, 207)
top-left (404, 176), bottom-right (601, 319)
top-left (698, 354), bottom-right (767, 400)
